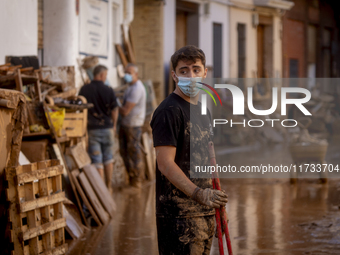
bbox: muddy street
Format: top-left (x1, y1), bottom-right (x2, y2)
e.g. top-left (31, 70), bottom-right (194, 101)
top-left (94, 140), bottom-right (340, 255)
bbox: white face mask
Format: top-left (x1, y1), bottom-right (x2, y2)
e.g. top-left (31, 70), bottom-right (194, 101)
top-left (175, 74), bottom-right (203, 97)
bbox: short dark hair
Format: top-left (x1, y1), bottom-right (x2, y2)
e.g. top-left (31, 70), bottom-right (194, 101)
top-left (93, 65), bottom-right (108, 77)
top-left (171, 45), bottom-right (206, 70)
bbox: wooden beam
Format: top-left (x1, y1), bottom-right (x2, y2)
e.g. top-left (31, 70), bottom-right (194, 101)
top-left (52, 161), bottom-right (65, 247)
top-left (16, 165), bottom-right (63, 184)
top-left (70, 143), bottom-right (91, 169)
top-left (71, 169), bottom-right (102, 226)
top-left (5, 166), bottom-right (24, 255)
top-left (23, 163), bottom-right (39, 253)
top-left (19, 191), bottom-right (65, 213)
top-left (15, 68), bottom-right (23, 92)
top-left (142, 132), bottom-right (155, 180)
top-left (115, 44), bottom-right (128, 67)
top-left (121, 24), bottom-right (136, 64)
top-left (0, 98), bottom-right (16, 109)
top-left (78, 172), bottom-right (109, 225)
top-left (34, 71), bottom-right (42, 102)
top-left (50, 88), bottom-right (77, 99)
top-left (39, 243), bottom-right (68, 255)
top-left (128, 24), bottom-right (135, 58)
top-left (20, 67), bottom-right (34, 73)
top-left (38, 161), bottom-right (53, 251)
top-left (83, 164), bottom-right (116, 218)
top-left (21, 218), bottom-right (66, 241)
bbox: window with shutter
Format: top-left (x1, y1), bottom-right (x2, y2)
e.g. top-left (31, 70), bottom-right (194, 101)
top-left (237, 23), bottom-right (246, 78)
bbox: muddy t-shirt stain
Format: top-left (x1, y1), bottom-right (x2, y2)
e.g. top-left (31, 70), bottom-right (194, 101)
top-left (150, 93), bottom-right (215, 218)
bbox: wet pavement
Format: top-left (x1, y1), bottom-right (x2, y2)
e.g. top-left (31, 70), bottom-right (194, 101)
top-left (94, 138), bottom-right (340, 255)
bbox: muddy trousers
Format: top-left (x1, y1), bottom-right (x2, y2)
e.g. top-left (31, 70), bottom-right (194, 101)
top-left (157, 215), bottom-right (214, 255)
top-left (119, 125), bottom-right (144, 183)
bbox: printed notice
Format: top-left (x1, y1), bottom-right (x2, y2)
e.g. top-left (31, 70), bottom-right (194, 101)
top-left (79, 0), bottom-right (108, 58)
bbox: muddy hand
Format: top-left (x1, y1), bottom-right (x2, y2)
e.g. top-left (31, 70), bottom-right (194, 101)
top-left (191, 187), bottom-right (228, 208)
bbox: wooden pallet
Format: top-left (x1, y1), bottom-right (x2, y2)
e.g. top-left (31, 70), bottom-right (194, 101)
top-left (5, 160), bottom-right (68, 255)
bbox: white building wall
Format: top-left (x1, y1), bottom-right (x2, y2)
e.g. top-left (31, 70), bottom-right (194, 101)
top-left (43, 0), bottom-right (125, 89)
top-left (43, 0), bottom-right (78, 67)
top-left (163, 0), bottom-right (230, 82)
top-left (97, 0), bottom-right (124, 88)
top-left (163, 0), bottom-right (176, 68)
top-left (229, 7), bottom-right (257, 78)
top-left (199, 0), bottom-right (230, 78)
top-left (163, 0), bottom-right (176, 91)
top-left (0, 0), bottom-right (38, 63)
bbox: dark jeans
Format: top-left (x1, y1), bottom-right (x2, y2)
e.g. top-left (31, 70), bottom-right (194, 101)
top-left (157, 215), bottom-right (215, 255)
top-left (119, 125), bottom-right (144, 182)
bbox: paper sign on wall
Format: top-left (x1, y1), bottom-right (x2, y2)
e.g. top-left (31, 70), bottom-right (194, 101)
top-left (79, 0), bottom-right (108, 58)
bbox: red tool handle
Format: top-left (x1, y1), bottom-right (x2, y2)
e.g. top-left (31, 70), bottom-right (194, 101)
top-left (213, 183), bottom-right (225, 255)
top-left (208, 141), bottom-right (233, 255)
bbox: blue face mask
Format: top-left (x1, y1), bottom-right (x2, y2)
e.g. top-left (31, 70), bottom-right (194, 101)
top-left (124, 73), bottom-right (133, 83)
top-left (175, 74), bottom-right (202, 97)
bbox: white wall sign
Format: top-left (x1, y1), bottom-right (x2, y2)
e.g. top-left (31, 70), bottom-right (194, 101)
top-left (79, 0), bottom-right (108, 58)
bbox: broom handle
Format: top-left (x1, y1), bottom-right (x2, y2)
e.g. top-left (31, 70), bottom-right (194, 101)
top-left (213, 181), bottom-right (225, 255)
top-left (209, 141), bottom-right (233, 255)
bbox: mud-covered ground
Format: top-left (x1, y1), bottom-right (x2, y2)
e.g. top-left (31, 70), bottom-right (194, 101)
top-left (94, 138), bottom-right (340, 255)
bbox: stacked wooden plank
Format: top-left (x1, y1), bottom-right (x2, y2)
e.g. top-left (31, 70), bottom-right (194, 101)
top-left (5, 159), bottom-right (68, 255)
top-left (66, 143), bottom-right (116, 226)
top-left (115, 25), bottom-right (136, 67)
top-left (142, 132), bottom-right (156, 181)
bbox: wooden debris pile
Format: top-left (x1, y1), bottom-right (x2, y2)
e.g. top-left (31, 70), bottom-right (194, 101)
top-left (0, 61), bottom-right (116, 254)
top-left (1, 45), bottom-right (158, 253)
top-left (5, 160), bottom-right (68, 255)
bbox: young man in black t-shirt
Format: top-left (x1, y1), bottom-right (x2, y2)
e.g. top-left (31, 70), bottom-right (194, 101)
top-left (150, 46), bottom-right (228, 254)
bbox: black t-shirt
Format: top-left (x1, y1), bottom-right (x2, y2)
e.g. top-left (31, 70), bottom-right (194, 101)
top-left (150, 93), bottom-right (215, 218)
top-left (79, 80), bottom-right (117, 130)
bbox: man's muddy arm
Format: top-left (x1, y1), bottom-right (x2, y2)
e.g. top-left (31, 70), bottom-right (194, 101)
top-left (155, 146), bottom-right (197, 197)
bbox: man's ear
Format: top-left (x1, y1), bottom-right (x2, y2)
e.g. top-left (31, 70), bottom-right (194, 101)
top-left (203, 67), bottom-right (208, 79)
top-left (171, 70), bottom-right (178, 83)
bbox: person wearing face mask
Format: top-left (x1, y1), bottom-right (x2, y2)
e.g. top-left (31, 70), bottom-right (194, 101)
top-left (119, 63), bottom-right (147, 189)
top-left (150, 46), bottom-right (228, 254)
